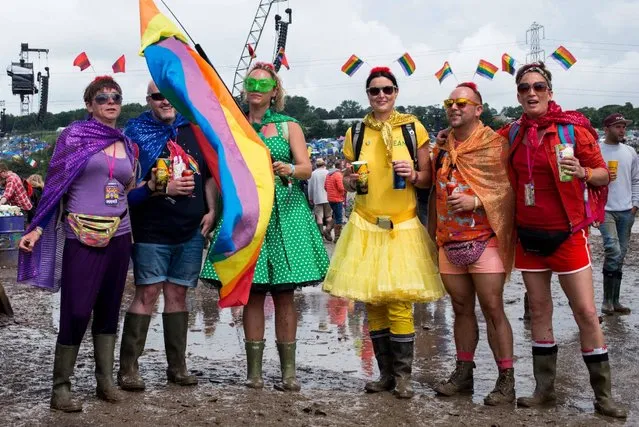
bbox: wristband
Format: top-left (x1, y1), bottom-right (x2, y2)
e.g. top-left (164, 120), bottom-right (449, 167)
top-left (583, 167), bottom-right (592, 183)
top-left (288, 163), bottom-right (296, 177)
top-left (35, 226), bottom-right (43, 235)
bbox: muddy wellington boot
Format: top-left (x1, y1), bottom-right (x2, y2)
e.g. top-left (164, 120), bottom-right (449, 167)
top-left (163, 312), bottom-right (198, 386)
top-left (434, 360), bottom-right (475, 396)
top-left (117, 312), bottom-right (151, 391)
top-left (484, 368), bottom-right (515, 406)
top-left (586, 360), bottom-right (627, 418)
top-left (601, 270), bottom-right (615, 315)
top-left (274, 341), bottom-right (301, 392)
top-left (50, 343), bottom-right (83, 413)
top-left (364, 329), bottom-right (395, 393)
top-left (390, 336), bottom-right (415, 399)
top-left (517, 351), bottom-right (557, 407)
top-left (612, 271), bottom-right (631, 315)
top-left (333, 224), bottom-right (343, 242)
top-left (245, 340), bottom-right (265, 389)
top-left (93, 334), bottom-right (123, 402)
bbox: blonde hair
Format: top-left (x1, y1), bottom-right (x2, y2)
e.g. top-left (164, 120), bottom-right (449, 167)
top-left (27, 174), bottom-right (44, 189)
top-left (244, 62), bottom-right (286, 111)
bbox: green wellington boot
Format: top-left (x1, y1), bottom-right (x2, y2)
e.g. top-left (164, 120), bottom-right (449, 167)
top-left (163, 312), bottom-right (198, 386)
top-left (50, 344), bottom-right (83, 413)
top-left (274, 341), bottom-right (301, 392)
top-left (93, 334), bottom-right (123, 402)
top-left (117, 312), bottom-right (151, 391)
top-left (245, 340), bottom-right (265, 389)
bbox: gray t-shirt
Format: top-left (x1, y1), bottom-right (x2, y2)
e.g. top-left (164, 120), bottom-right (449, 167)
top-left (599, 142), bottom-right (639, 211)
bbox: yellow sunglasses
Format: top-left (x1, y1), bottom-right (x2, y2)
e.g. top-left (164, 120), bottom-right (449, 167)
top-left (443, 98), bottom-right (481, 108)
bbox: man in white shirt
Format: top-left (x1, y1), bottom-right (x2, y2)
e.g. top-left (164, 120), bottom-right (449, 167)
top-left (598, 113), bottom-right (639, 315)
top-left (307, 158), bottom-right (332, 240)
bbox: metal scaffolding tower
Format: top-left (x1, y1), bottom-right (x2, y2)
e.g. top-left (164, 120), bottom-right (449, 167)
top-left (526, 22), bottom-right (545, 64)
top-left (232, 0), bottom-right (287, 97)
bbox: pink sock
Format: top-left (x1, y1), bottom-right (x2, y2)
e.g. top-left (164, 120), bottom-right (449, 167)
top-left (457, 351), bottom-right (474, 362)
top-left (496, 358), bottom-right (513, 371)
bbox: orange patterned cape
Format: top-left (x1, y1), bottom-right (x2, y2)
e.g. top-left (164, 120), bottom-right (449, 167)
top-left (440, 123), bottom-right (516, 275)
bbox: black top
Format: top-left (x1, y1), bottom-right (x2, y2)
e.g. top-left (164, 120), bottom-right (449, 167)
top-left (130, 125), bottom-right (210, 245)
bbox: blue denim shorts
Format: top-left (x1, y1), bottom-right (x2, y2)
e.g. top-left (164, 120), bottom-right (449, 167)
top-left (132, 231), bottom-right (205, 288)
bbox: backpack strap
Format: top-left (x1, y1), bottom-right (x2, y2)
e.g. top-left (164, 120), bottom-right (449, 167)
top-left (350, 122), bottom-right (365, 161)
top-left (401, 123), bottom-right (418, 169)
top-left (508, 122), bottom-right (521, 146)
top-left (557, 124), bottom-right (575, 146)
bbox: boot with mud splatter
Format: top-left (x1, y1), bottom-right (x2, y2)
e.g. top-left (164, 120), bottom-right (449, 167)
top-left (275, 341), bottom-right (301, 391)
top-left (93, 334), bottom-right (123, 402)
top-left (484, 368), bottom-right (515, 406)
top-left (245, 340), bottom-right (265, 389)
top-left (433, 361), bottom-right (475, 396)
top-left (612, 271), bottom-right (631, 315)
top-left (390, 334), bottom-right (414, 399)
top-left (117, 312), bottom-right (151, 391)
top-left (585, 357), bottom-right (627, 419)
top-left (601, 270), bottom-right (615, 315)
top-left (365, 329), bottom-right (395, 393)
top-left (517, 347), bottom-right (558, 408)
top-left (163, 312), bottom-right (198, 386)
top-left (50, 344), bottom-right (83, 413)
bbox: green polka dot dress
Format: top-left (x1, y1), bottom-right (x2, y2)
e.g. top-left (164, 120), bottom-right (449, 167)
top-left (200, 118), bottom-right (329, 292)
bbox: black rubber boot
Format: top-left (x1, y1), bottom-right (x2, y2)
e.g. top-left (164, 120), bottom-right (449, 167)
top-left (612, 271), bottom-right (631, 315)
top-left (117, 312), bottom-right (151, 391)
top-left (601, 270), bottom-right (615, 315)
top-left (390, 334), bottom-right (414, 399)
top-left (364, 329), bottom-right (395, 393)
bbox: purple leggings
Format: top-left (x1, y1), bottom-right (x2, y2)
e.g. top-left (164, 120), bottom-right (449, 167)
top-left (58, 234), bottom-right (132, 346)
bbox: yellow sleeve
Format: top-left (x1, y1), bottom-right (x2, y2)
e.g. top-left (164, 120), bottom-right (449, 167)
top-left (414, 121), bottom-right (430, 149)
top-left (342, 126), bottom-right (355, 161)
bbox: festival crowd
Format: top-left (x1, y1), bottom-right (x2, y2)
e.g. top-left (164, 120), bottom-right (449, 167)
top-left (13, 59), bottom-right (639, 420)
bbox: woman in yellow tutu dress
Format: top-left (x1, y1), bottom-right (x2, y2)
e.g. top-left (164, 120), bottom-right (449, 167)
top-left (323, 67), bottom-right (445, 398)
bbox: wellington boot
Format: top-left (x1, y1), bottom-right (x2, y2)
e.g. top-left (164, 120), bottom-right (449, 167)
top-left (434, 361), bottom-right (475, 397)
top-left (484, 368), bottom-right (515, 406)
top-left (390, 336), bottom-right (414, 399)
top-left (117, 312), bottom-right (151, 391)
top-left (518, 352), bottom-right (557, 407)
top-left (586, 360), bottom-right (627, 419)
top-left (50, 343), bottom-right (83, 413)
top-left (601, 271), bottom-right (615, 315)
top-left (364, 330), bottom-right (395, 393)
top-left (612, 272), bottom-right (631, 315)
top-left (163, 312), bottom-right (198, 386)
top-left (93, 334), bottom-right (123, 402)
top-left (274, 341), bottom-right (301, 392)
top-left (245, 340), bottom-right (265, 389)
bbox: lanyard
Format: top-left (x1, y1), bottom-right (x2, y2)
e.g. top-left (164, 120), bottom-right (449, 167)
top-left (104, 144), bottom-right (117, 180)
top-left (525, 130), bottom-right (545, 183)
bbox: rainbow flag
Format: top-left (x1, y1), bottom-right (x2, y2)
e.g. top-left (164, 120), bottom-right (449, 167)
top-left (397, 52), bottom-right (416, 76)
top-left (476, 59), bottom-right (499, 80)
top-left (341, 54), bottom-right (363, 77)
top-left (276, 47), bottom-right (290, 70)
top-left (434, 61), bottom-right (453, 84)
top-left (139, 0), bottom-right (274, 307)
top-left (501, 53), bottom-right (517, 75)
top-left (551, 46), bottom-right (577, 70)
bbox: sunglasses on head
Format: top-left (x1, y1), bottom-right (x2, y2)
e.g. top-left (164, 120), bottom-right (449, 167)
top-left (94, 93), bottom-right (122, 105)
top-left (244, 77), bottom-right (277, 93)
top-left (517, 82), bottom-right (549, 94)
top-left (366, 86), bottom-right (397, 96)
top-left (443, 98), bottom-right (480, 109)
top-left (148, 92), bottom-right (167, 102)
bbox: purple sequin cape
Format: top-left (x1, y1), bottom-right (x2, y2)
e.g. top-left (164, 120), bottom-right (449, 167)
top-left (17, 119), bottom-right (134, 291)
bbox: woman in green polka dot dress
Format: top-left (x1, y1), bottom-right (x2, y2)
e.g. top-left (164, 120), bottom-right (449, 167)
top-left (200, 62), bottom-right (329, 391)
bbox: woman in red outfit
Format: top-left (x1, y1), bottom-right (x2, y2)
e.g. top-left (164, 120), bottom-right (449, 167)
top-left (501, 62), bottom-right (625, 419)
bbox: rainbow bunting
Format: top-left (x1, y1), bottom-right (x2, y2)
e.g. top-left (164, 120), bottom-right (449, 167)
top-left (476, 59), bottom-right (499, 80)
top-left (501, 53), bottom-right (517, 75)
top-left (397, 52), bottom-right (416, 76)
top-left (139, 0), bottom-right (274, 307)
top-left (276, 47), bottom-right (290, 70)
top-left (434, 61), bottom-right (453, 84)
top-left (341, 54), bottom-right (364, 77)
top-left (551, 46), bottom-right (577, 70)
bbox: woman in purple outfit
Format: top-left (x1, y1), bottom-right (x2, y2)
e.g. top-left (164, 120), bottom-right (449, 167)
top-left (18, 76), bottom-right (135, 412)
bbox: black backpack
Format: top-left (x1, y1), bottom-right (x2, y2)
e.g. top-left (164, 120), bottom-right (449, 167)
top-left (350, 122), bottom-right (418, 169)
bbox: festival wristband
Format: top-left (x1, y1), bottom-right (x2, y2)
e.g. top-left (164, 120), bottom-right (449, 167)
top-left (35, 227), bottom-right (43, 235)
top-left (288, 163), bottom-right (296, 177)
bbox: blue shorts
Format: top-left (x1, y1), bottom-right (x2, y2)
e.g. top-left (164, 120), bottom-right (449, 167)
top-left (132, 231), bottom-right (205, 288)
top-left (329, 202), bottom-right (344, 225)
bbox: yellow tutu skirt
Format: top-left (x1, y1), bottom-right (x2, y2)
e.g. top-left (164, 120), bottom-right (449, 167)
top-left (322, 212), bottom-right (446, 304)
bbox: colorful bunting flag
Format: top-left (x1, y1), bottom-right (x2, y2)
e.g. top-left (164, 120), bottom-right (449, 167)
top-left (341, 54), bottom-right (364, 77)
top-left (112, 55), bottom-right (126, 73)
top-left (501, 53), bottom-right (517, 75)
top-left (476, 59), bottom-right (499, 80)
top-left (276, 47), bottom-right (290, 70)
top-left (139, 0), bottom-right (274, 308)
top-left (551, 46), bottom-right (577, 70)
top-left (247, 43), bottom-right (256, 59)
top-left (397, 52), bottom-right (416, 76)
top-left (434, 61), bottom-right (453, 84)
top-left (73, 52), bottom-right (91, 71)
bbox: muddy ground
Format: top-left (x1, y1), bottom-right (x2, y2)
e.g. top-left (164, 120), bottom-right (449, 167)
top-left (1, 233), bottom-right (638, 426)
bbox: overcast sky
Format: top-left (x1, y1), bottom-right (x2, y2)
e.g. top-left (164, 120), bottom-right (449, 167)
top-left (1, 0), bottom-right (638, 116)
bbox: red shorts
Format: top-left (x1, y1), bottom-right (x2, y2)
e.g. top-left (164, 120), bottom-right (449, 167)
top-left (515, 229), bottom-right (591, 275)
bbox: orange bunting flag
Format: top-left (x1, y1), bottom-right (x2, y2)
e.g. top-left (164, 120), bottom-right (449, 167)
top-left (277, 47), bottom-right (290, 70)
top-left (247, 43), bottom-right (256, 59)
top-left (112, 55), bottom-right (126, 73)
top-left (73, 52), bottom-right (91, 71)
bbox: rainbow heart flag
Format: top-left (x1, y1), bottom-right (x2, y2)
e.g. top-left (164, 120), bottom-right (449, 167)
top-left (476, 59), bottom-right (499, 80)
top-left (341, 54), bottom-right (364, 77)
top-left (501, 53), bottom-right (517, 75)
top-left (397, 52), bottom-right (416, 76)
top-left (139, 0), bottom-right (274, 307)
top-left (551, 46), bottom-right (577, 70)
top-left (434, 61), bottom-right (453, 84)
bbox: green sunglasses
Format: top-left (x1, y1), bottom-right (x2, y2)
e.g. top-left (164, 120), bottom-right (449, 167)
top-left (244, 77), bottom-right (277, 93)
